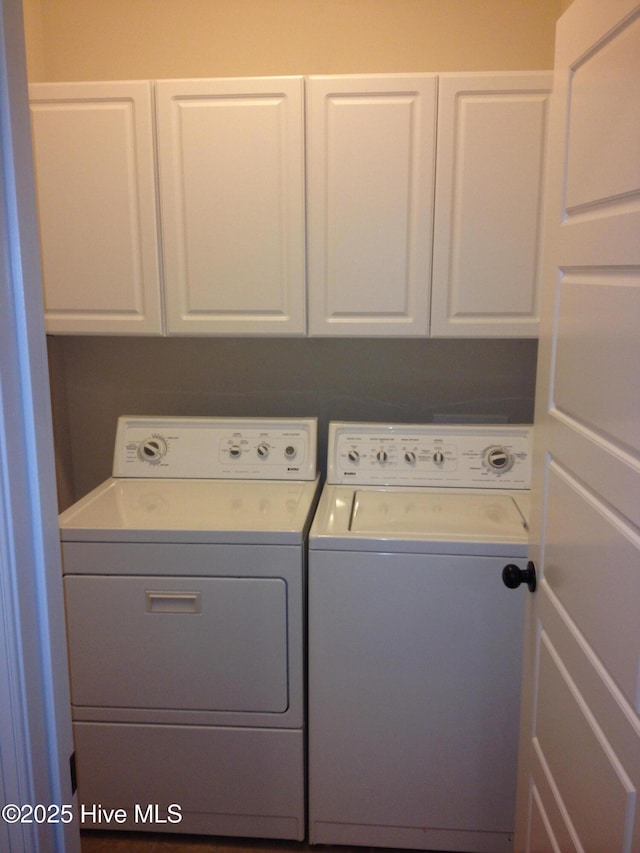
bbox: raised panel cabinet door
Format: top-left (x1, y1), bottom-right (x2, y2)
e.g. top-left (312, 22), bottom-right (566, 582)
top-left (306, 75), bottom-right (437, 337)
top-left (155, 77), bottom-right (306, 336)
top-left (431, 73), bottom-right (552, 338)
top-left (29, 81), bottom-right (162, 335)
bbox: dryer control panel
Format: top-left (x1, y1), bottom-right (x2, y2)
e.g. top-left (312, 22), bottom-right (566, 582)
top-left (328, 422), bottom-right (532, 488)
top-left (112, 417), bottom-right (317, 480)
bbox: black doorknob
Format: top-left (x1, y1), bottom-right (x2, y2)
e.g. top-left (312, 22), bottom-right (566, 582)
top-left (502, 561), bottom-right (537, 593)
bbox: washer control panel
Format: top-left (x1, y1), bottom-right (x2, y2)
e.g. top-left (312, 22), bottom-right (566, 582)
top-left (328, 422), bottom-right (532, 488)
top-left (113, 417), bottom-right (317, 480)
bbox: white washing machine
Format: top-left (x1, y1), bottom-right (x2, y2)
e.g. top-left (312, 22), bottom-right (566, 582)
top-left (308, 421), bottom-right (533, 853)
top-left (59, 416), bottom-right (319, 840)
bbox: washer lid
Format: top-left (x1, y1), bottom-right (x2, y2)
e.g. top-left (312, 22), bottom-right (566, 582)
top-left (59, 477), bottom-right (320, 544)
top-left (309, 485), bottom-right (529, 555)
top-left (351, 490), bottom-right (527, 540)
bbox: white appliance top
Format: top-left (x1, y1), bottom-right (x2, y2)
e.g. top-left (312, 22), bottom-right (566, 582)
top-left (310, 422), bottom-right (532, 556)
top-left (60, 416), bottom-right (319, 544)
top-left (59, 478), bottom-right (320, 544)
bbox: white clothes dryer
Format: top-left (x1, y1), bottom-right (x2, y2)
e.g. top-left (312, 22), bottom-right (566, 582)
top-left (308, 421), bottom-right (532, 853)
top-left (59, 416), bottom-right (319, 841)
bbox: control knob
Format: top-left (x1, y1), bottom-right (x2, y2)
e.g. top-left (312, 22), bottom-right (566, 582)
top-left (228, 444), bottom-right (242, 459)
top-left (432, 450), bottom-right (445, 465)
top-left (485, 445), bottom-right (514, 472)
top-left (257, 442), bottom-right (270, 459)
top-left (137, 436), bottom-right (167, 464)
top-left (404, 450), bottom-right (417, 464)
top-left (376, 450), bottom-right (388, 463)
top-left (347, 449), bottom-right (360, 464)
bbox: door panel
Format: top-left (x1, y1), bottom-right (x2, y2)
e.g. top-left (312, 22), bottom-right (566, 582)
top-left (29, 82), bottom-right (162, 334)
top-left (516, 2), bottom-right (640, 851)
top-left (553, 272), bottom-right (640, 454)
top-left (545, 463), bottom-right (640, 708)
top-left (65, 575), bottom-right (289, 713)
top-left (431, 73), bottom-right (551, 337)
top-left (156, 77), bottom-right (306, 335)
top-left (565, 14), bottom-right (640, 209)
top-left (536, 635), bottom-right (634, 852)
top-left (528, 786), bottom-right (563, 853)
top-left (306, 75), bottom-right (436, 336)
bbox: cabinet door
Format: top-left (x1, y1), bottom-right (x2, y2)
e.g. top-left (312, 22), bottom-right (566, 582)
top-left (306, 75), bottom-right (437, 337)
top-left (29, 82), bottom-right (162, 335)
top-left (431, 73), bottom-right (552, 337)
top-left (155, 77), bottom-right (305, 336)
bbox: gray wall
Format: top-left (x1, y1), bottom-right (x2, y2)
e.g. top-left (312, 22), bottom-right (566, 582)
top-left (49, 335), bottom-right (537, 510)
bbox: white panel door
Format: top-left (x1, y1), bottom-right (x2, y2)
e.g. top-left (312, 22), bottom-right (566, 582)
top-left (156, 77), bottom-right (306, 336)
top-left (431, 73), bottom-right (551, 337)
top-left (306, 75), bottom-right (437, 336)
top-left (29, 81), bottom-right (163, 335)
top-left (515, 2), bottom-right (640, 851)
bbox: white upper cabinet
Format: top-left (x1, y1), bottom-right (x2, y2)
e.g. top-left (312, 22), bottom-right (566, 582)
top-left (155, 77), bottom-right (306, 336)
top-left (306, 75), bottom-right (437, 336)
top-left (431, 73), bottom-right (552, 337)
top-left (30, 81), bottom-right (163, 335)
top-left (30, 73), bottom-right (549, 339)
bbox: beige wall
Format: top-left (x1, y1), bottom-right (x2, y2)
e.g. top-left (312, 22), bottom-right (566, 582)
top-left (25, 0), bottom-right (562, 83)
top-left (22, 0), bottom-right (44, 81)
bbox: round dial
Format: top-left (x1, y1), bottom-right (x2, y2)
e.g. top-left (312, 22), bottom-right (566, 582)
top-left (257, 442), bottom-right (270, 459)
top-left (404, 450), bottom-right (417, 464)
top-left (376, 450), bottom-right (388, 463)
top-left (484, 445), bottom-right (514, 472)
top-left (432, 450), bottom-right (445, 465)
top-left (228, 444), bottom-right (242, 459)
top-left (347, 449), bottom-right (360, 464)
top-left (285, 444), bottom-right (297, 459)
top-left (137, 436), bottom-right (167, 464)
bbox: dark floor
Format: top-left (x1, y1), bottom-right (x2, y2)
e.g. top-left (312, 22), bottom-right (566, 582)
top-left (79, 833), bottom-right (415, 853)
top-left (79, 834), bottom-right (304, 853)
